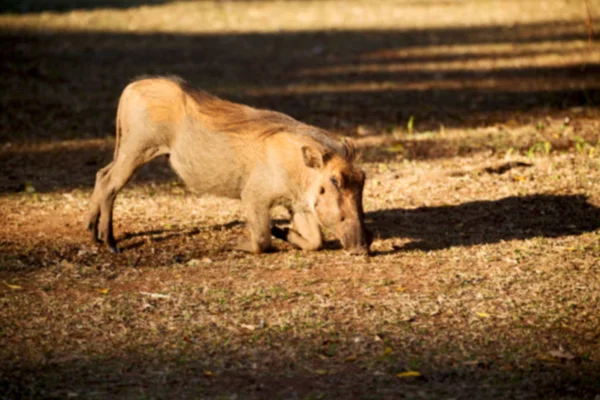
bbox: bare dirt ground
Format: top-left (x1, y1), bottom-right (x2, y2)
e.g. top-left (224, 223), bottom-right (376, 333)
top-left (1, 1), bottom-right (600, 399)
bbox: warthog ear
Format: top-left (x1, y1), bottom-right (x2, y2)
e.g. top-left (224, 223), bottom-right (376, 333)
top-left (302, 146), bottom-right (333, 169)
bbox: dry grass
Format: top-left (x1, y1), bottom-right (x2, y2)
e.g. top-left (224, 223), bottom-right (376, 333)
top-left (1, 1), bottom-right (600, 399)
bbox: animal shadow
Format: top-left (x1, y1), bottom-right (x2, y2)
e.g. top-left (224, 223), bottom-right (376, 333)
top-left (367, 194), bottom-right (600, 252)
top-left (118, 221), bottom-right (243, 251)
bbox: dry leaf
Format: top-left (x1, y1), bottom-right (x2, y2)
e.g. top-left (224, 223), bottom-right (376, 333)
top-left (203, 370), bottom-right (214, 377)
top-left (188, 257), bottom-right (214, 266)
top-left (386, 144), bottom-right (405, 153)
top-left (548, 349), bottom-right (575, 360)
top-left (345, 355), bottom-right (357, 362)
top-left (99, 289), bottom-right (110, 294)
top-left (397, 371), bottom-right (421, 378)
top-left (513, 175), bottom-right (526, 182)
top-left (3, 281), bottom-right (22, 290)
top-left (536, 354), bottom-right (555, 362)
top-left (476, 312), bottom-right (490, 318)
top-left (357, 125), bottom-right (375, 136)
top-left (314, 369), bottom-right (328, 375)
top-left (383, 347), bottom-right (393, 356)
top-left (240, 324), bottom-right (256, 331)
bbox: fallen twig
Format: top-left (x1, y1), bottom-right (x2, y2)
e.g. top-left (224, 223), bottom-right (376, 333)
top-left (139, 291), bottom-right (171, 299)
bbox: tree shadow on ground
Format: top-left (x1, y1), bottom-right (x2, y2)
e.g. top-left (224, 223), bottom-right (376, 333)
top-left (0, 145), bottom-right (177, 193)
top-left (0, 0), bottom-right (321, 13)
top-left (117, 220), bottom-right (243, 251)
top-left (368, 194), bottom-right (600, 252)
top-left (1, 19), bottom-right (597, 143)
top-left (2, 342), bottom-right (599, 399)
top-left (0, 0), bottom-right (171, 13)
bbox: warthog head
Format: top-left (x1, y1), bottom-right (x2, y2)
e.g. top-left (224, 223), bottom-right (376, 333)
top-left (303, 145), bottom-right (372, 255)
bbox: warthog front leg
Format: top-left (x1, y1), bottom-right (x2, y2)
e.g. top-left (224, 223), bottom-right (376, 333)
top-left (236, 197), bottom-right (272, 254)
top-left (272, 211), bottom-right (322, 251)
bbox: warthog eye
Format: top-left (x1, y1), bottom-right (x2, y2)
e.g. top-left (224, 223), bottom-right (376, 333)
top-left (320, 187), bottom-right (325, 195)
top-left (330, 177), bottom-right (339, 188)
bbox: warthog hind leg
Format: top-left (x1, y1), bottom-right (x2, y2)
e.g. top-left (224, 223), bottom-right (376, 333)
top-left (86, 161), bottom-right (115, 244)
top-left (87, 148), bottom-right (164, 253)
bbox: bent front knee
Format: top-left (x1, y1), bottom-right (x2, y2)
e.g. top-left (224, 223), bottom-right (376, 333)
top-left (302, 237), bottom-right (322, 251)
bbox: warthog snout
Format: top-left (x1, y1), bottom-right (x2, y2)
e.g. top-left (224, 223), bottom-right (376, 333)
top-left (340, 219), bottom-right (372, 255)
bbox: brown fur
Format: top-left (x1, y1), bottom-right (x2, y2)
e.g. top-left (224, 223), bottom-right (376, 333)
top-left (86, 76), bottom-right (370, 254)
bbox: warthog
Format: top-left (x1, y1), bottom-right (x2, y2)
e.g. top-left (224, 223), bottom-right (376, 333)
top-left (86, 76), bottom-right (371, 254)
